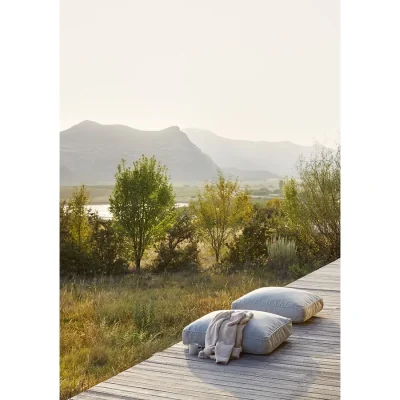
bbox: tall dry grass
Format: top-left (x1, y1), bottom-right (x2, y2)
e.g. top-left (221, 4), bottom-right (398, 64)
top-left (60, 270), bottom-right (286, 399)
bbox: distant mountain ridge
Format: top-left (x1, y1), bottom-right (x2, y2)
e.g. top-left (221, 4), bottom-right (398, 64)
top-left (183, 128), bottom-right (319, 177)
top-left (60, 121), bottom-right (219, 184)
top-left (60, 121), bottom-right (309, 186)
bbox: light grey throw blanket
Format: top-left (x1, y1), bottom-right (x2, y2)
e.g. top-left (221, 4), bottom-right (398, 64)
top-left (198, 310), bottom-right (253, 364)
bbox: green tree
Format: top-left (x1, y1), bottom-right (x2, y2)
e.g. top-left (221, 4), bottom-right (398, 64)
top-left (67, 185), bottom-right (92, 250)
top-left (60, 200), bottom-right (72, 245)
top-left (282, 145), bottom-right (340, 260)
top-left (60, 186), bottom-right (93, 276)
top-left (109, 156), bottom-right (175, 271)
top-left (190, 171), bottom-right (251, 263)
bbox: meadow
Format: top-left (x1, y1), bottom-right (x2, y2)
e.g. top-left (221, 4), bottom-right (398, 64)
top-left (60, 269), bottom-right (287, 400)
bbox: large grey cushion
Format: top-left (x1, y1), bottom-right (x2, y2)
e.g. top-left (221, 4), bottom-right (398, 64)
top-left (232, 287), bottom-right (324, 323)
top-left (182, 310), bottom-right (292, 355)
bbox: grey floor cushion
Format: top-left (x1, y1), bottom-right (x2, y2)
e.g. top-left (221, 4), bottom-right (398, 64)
top-left (232, 287), bottom-right (324, 323)
top-left (182, 310), bottom-right (292, 355)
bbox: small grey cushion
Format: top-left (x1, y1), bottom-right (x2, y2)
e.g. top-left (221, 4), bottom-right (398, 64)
top-left (232, 287), bottom-right (324, 323)
top-left (182, 310), bottom-right (292, 355)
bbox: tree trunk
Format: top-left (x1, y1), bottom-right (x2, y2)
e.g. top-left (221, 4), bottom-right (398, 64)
top-left (135, 256), bottom-right (141, 272)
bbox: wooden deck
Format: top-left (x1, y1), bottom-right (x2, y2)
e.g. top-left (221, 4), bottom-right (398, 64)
top-left (72, 259), bottom-right (340, 400)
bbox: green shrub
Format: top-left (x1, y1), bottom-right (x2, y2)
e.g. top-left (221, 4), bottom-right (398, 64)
top-left (288, 259), bottom-right (328, 280)
top-left (223, 201), bottom-right (284, 271)
top-left (152, 208), bottom-right (199, 272)
top-left (153, 241), bottom-right (199, 272)
top-left (60, 240), bottom-right (95, 276)
top-left (267, 236), bottom-right (298, 279)
top-left (87, 211), bottom-right (130, 275)
top-left (282, 145), bottom-right (340, 261)
top-left (211, 260), bottom-right (241, 275)
top-left (288, 264), bottom-right (312, 280)
top-left (60, 187), bottom-right (129, 277)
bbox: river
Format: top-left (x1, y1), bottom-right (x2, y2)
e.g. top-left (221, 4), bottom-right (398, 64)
top-left (85, 203), bottom-right (189, 220)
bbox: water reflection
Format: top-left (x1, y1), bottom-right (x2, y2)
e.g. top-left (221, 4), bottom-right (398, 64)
top-left (85, 203), bottom-right (188, 220)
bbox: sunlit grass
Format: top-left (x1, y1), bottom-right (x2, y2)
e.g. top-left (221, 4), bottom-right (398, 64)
top-left (60, 270), bottom-right (286, 399)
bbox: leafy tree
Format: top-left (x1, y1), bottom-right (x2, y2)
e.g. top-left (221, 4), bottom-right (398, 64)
top-left (60, 186), bottom-right (93, 277)
top-left (152, 207), bottom-right (199, 272)
top-left (67, 185), bottom-right (92, 250)
top-left (190, 171), bottom-right (251, 262)
top-left (60, 200), bottom-right (82, 276)
top-left (60, 190), bottom-right (94, 277)
top-left (282, 145), bottom-right (340, 261)
top-left (109, 156), bottom-right (175, 271)
top-left (60, 200), bottom-right (72, 244)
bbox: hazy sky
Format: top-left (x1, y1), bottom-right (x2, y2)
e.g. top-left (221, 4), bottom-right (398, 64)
top-left (61, 0), bottom-right (339, 146)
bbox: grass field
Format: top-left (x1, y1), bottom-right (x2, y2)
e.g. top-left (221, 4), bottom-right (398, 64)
top-left (60, 269), bottom-right (287, 399)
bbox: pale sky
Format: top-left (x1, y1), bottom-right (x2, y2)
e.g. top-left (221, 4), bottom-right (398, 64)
top-left (61, 0), bottom-right (339, 146)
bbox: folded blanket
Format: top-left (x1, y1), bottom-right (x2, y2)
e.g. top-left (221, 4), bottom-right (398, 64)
top-left (198, 310), bottom-right (253, 364)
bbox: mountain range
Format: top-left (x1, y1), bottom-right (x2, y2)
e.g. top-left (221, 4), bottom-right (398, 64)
top-left (183, 128), bottom-right (318, 177)
top-left (60, 121), bottom-right (317, 185)
top-left (60, 121), bottom-right (219, 184)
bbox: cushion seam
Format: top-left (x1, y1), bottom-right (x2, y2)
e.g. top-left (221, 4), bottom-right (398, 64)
top-left (232, 294), bottom-right (322, 308)
top-left (234, 298), bottom-right (322, 310)
top-left (184, 320), bottom-right (292, 342)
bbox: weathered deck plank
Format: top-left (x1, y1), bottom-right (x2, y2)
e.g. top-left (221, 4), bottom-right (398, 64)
top-left (72, 259), bottom-right (340, 399)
